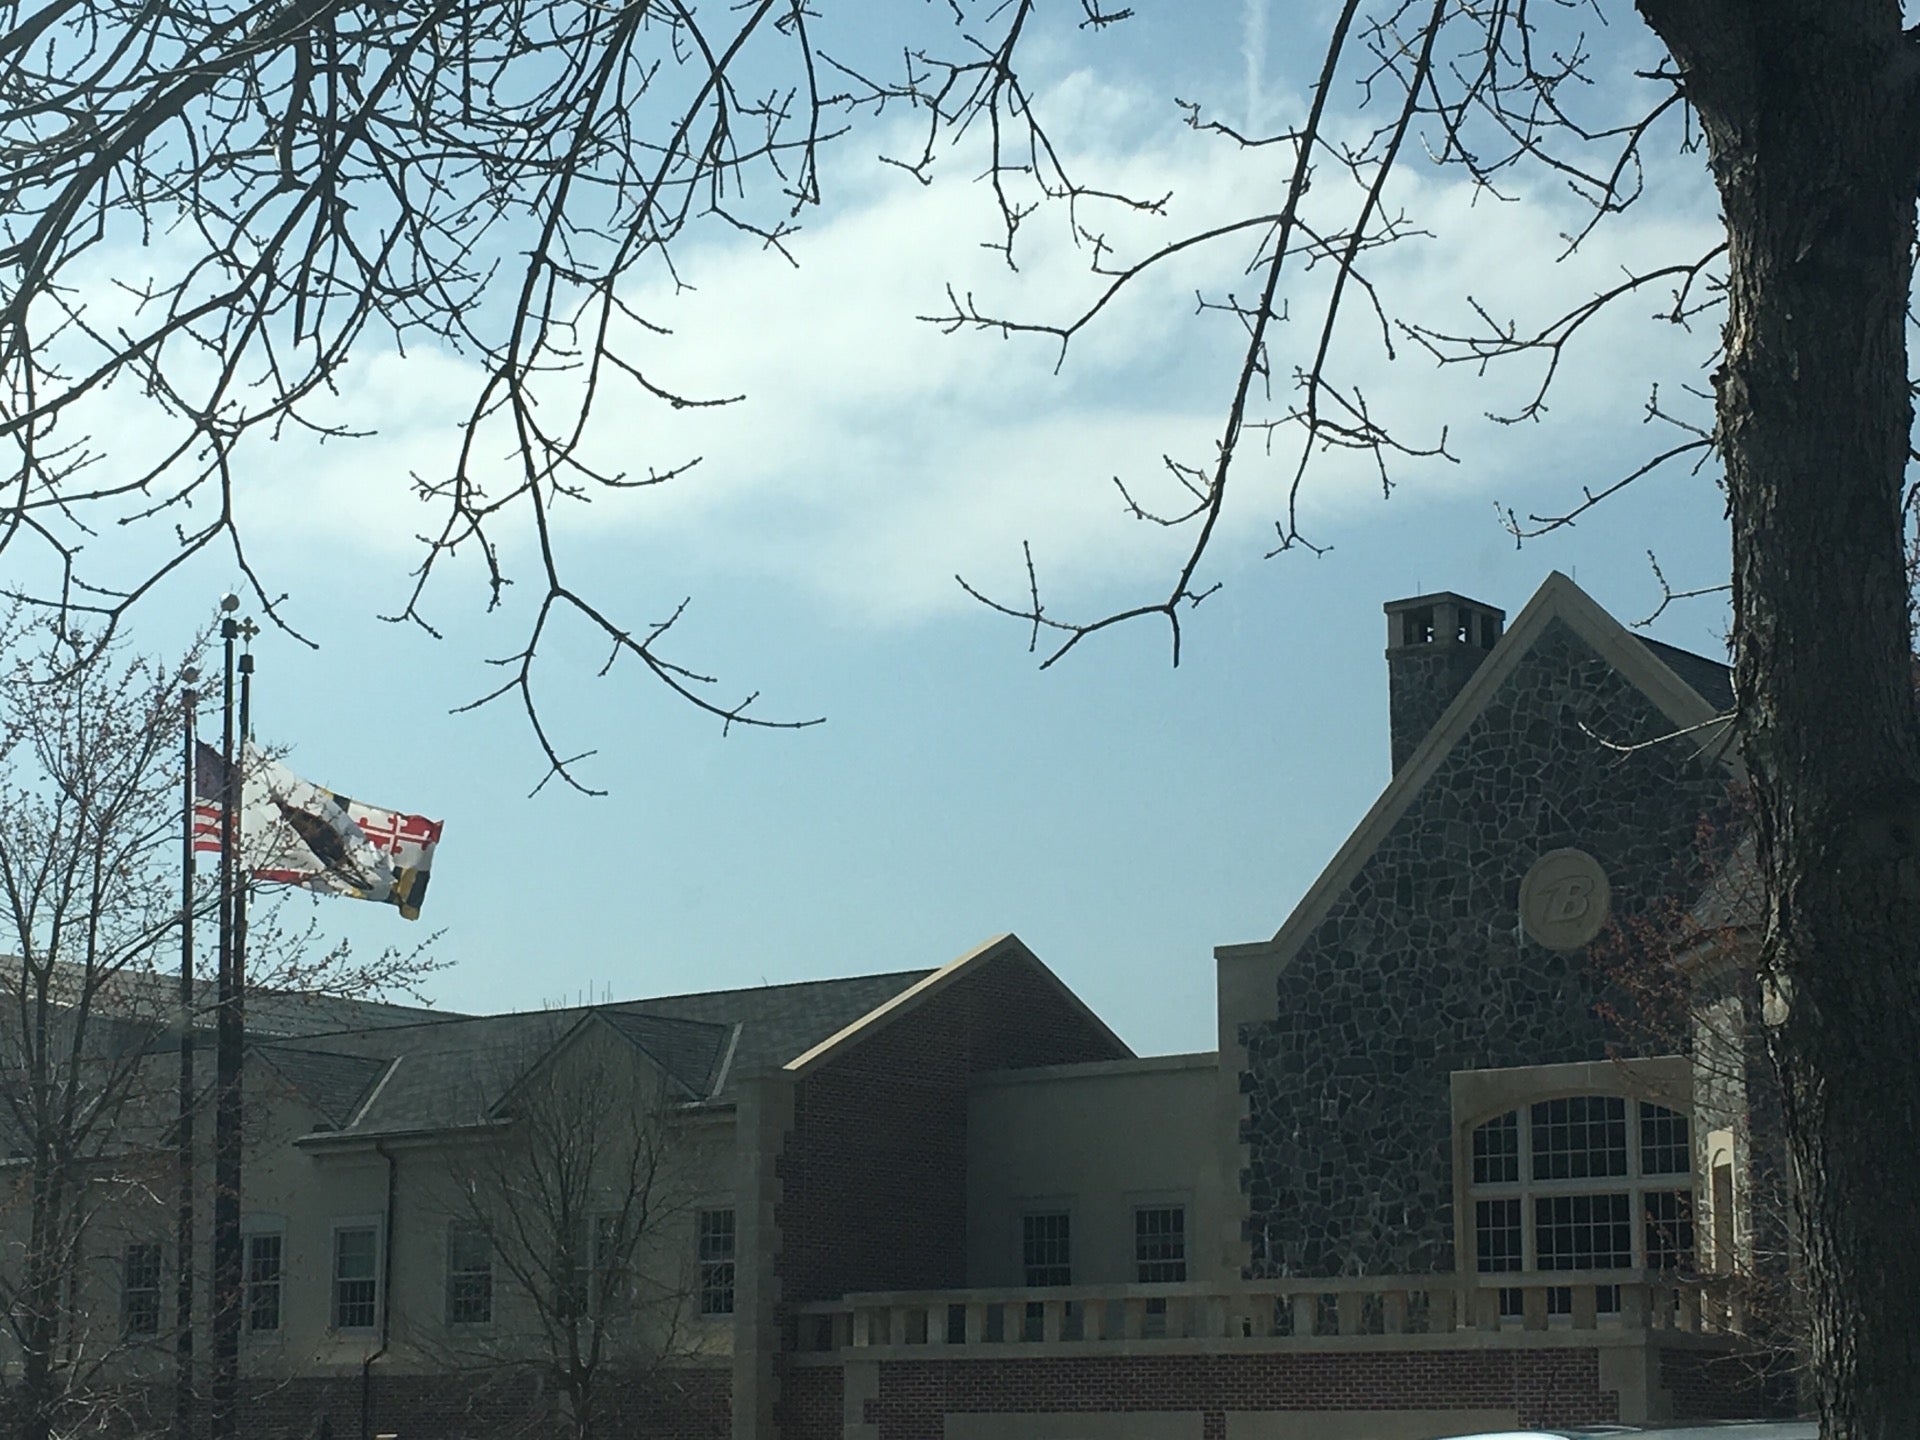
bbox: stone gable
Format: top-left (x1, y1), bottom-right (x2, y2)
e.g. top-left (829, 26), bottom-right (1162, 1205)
top-left (1239, 618), bottom-right (1734, 1278)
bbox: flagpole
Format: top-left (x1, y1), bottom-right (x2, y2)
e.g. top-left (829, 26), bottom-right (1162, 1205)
top-left (209, 600), bottom-right (242, 1440)
top-left (174, 665), bottom-right (198, 1440)
top-left (233, 639), bottom-right (252, 1064)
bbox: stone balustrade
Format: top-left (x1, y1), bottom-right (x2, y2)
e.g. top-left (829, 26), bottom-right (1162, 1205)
top-left (791, 1271), bottom-right (1738, 1355)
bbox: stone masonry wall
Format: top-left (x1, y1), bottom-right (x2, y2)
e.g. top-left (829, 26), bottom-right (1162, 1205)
top-left (1389, 642), bottom-right (1493, 774)
top-left (1691, 963), bottom-right (1800, 1368)
top-left (1241, 619), bottom-right (1735, 1277)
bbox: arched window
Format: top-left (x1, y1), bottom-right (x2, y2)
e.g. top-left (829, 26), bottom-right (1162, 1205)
top-left (1468, 1096), bottom-right (1694, 1315)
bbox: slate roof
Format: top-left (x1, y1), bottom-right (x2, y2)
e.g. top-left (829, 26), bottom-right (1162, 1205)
top-left (238, 987), bottom-right (457, 1038)
top-left (264, 1011), bottom-right (561, 1133)
top-left (3, 960), bottom-right (461, 1040)
top-left (252, 1045), bottom-right (393, 1129)
top-left (1640, 636), bottom-right (1734, 714)
top-left (595, 1010), bottom-right (732, 1100)
top-left (267, 968), bottom-right (932, 1140)
top-left (610, 969), bottom-right (930, 1083)
top-left (1687, 833), bottom-right (1763, 933)
top-left (1631, 637), bottom-right (1753, 935)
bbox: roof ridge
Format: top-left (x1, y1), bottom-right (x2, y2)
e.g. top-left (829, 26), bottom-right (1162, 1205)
top-left (286, 967), bottom-right (939, 1043)
top-left (253, 1039), bottom-right (395, 1061)
top-left (623, 967), bottom-right (933, 1006)
top-left (1638, 634), bottom-right (1730, 668)
top-left (599, 1007), bottom-right (733, 1030)
top-left (275, 1005), bottom-right (598, 1043)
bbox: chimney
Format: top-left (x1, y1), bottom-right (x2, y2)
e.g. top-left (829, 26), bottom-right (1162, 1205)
top-left (1384, 591), bottom-right (1505, 772)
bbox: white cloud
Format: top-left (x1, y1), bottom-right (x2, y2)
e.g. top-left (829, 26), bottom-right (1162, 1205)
top-left (1242, 0), bottom-right (1271, 136)
top-left (50, 58), bottom-right (1723, 634)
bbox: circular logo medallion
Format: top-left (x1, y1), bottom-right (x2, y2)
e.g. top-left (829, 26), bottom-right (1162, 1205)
top-left (1518, 848), bottom-right (1611, 950)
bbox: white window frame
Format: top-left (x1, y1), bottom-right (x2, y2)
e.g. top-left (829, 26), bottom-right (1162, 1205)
top-left (330, 1218), bottom-right (382, 1332)
top-left (122, 1240), bottom-right (164, 1339)
top-left (445, 1220), bottom-right (493, 1327)
top-left (1017, 1207), bottom-right (1073, 1288)
top-left (241, 1218), bottom-right (285, 1336)
top-left (1464, 1094), bottom-right (1695, 1320)
top-left (1132, 1202), bottom-right (1188, 1285)
top-left (1468, 1099), bottom-right (1695, 1261)
top-left (1453, 1061), bottom-right (1693, 1256)
top-left (1013, 1204), bottom-right (1075, 1343)
top-left (552, 1210), bottom-right (635, 1322)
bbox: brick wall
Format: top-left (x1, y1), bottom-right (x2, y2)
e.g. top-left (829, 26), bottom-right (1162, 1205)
top-left (774, 946), bottom-right (1127, 1307)
top-left (778, 1364), bottom-right (843, 1440)
top-left (858, 1349), bottom-right (1616, 1440)
top-left (79, 1366), bottom-right (732, 1440)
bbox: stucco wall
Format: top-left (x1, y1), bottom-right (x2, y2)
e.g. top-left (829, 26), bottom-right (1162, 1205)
top-left (965, 1054), bottom-right (1219, 1287)
top-left (32, 1028), bottom-right (742, 1383)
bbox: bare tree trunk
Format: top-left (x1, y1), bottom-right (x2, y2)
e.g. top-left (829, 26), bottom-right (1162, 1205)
top-left (1638, 3), bottom-right (1920, 1433)
top-left (19, 1161), bottom-right (69, 1440)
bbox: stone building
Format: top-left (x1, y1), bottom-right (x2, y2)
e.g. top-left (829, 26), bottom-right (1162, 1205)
top-left (12, 573), bottom-right (1791, 1439)
top-left (763, 572), bottom-right (1782, 1440)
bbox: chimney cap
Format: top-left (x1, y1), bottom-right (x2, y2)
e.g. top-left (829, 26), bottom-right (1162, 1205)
top-left (1382, 589), bottom-right (1504, 615)
top-left (1384, 591), bottom-right (1505, 654)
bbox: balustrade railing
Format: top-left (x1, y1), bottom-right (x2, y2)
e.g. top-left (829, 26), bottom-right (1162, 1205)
top-left (791, 1272), bottom-right (1737, 1355)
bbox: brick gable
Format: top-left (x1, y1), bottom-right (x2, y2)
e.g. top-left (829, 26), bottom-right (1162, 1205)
top-left (775, 945), bottom-right (1130, 1307)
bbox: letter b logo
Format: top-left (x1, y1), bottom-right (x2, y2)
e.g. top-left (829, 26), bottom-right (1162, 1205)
top-left (1520, 850), bottom-right (1610, 950)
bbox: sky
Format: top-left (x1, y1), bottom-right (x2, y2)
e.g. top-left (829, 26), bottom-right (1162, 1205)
top-left (23, 1), bottom-right (1739, 1057)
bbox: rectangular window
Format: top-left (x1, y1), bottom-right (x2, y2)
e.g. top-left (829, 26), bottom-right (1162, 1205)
top-left (698, 1209), bottom-right (735, 1316)
top-left (1474, 1196), bottom-right (1524, 1319)
top-left (1711, 1160), bottom-right (1737, 1271)
top-left (1134, 1206), bottom-right (1186, 1283)
top-left (558, 1216), bottom-right (592, 1320)
top-left (446, 1222), bottom-right (492, 1325)
top-left (245, 1233), bottom-right (283, 1333)
top-left (1473, 1197), bottom-right (1522, 1273)
top-left (1530, 1096), bottom-right (1628, 1180)
top-left (1472, 1110), bottom-right (1520, 1185)
top-left (596, 1213), bottom-right (627, 1311)
top-left (123, 1242), bottom-right (162, 1337)
top-left (1639, 1102), bottom-right (1692, 1176)
top-left (332, 1226), bottom-right (378, 1330)
top-left (1021, 1211), bottom-right (1071, 1287)
top-left (1534, 1192), bottom-right (1633, 1270)
top-left (1644, 1190), bottom-right (1696, 1271)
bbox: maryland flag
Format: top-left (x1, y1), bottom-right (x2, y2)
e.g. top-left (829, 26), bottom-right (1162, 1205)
top-left (194, 742), bottom-right (444, 920)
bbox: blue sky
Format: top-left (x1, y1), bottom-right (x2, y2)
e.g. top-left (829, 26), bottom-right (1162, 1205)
top-left (45, 1), bottom-right (1735, 1056)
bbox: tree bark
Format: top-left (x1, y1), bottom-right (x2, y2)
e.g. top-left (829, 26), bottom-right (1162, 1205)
top-left (1636, 2), bottom-right (1920, 1434)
